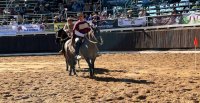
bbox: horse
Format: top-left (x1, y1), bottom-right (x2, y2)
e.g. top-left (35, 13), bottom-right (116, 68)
top-left (56, 27), bottom-right (103, 77)
top-left (55, 28), bottom-right (80, 71)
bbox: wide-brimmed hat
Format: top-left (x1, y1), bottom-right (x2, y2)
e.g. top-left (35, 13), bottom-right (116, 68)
top-left (127, 10), bottom-right (133, 13)
top-left (54, 16), bottom-right (58, 18)
top-left (67, 17), bottom-right (73, 21)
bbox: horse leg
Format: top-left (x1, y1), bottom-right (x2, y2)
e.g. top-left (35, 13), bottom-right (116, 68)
top-left (77, 59), bottom-right (81, 69)
top-left (91, 59), bottom-right (96, 76)
top-left (69, 65), bottom-right (72, 76)
top-left (85, 58), bottom-right (94, 77)
top-left (72, 65), bottom-right (77, 76)
top-left (66, 61), bottom-right (69, 71)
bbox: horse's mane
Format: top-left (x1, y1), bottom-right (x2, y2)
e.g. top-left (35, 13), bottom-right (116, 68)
top-left (85, 27), bottom-right (100, 44)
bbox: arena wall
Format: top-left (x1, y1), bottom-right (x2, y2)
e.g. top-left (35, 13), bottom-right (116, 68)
top-left (0, 28), bottom-right (199, 54)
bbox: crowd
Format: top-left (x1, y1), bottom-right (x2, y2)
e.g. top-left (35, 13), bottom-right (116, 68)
top-left (1, 0), bottom-right (200, 26)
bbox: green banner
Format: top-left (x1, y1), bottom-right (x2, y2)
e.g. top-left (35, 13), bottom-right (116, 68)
top-left (54, 22), bottom-right (66, 31)
top-left (181, 13), bottom-right (200, 24)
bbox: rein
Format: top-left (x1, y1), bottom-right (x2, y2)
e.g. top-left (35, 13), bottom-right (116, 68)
top-left (85, 32), bottom-right (99, 44)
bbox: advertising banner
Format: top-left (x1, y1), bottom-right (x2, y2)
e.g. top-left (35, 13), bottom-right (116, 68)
top-left (181, 13), bottom-right (200, 24)
top-left (117, 17), bottom-right (146, 27)
top-left (54, 22), bottom-right (66, 31)
top-left (0, 25), bottom-right (17, 36)
top-left (17, 24), bottom-right (45, 33)
top-left (152, 15), bottom-right (179, 26)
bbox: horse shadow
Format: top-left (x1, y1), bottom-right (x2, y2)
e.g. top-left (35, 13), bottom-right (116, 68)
top-left (77, 68), bottom-right (126, 74)
top-left (92, 76), bottom-right (154, 84)
top-left (78, 68), bottom-right (154, 84)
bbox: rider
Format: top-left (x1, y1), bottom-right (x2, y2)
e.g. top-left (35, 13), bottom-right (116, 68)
top-left (73, 12), bottom-right (91, 60)
top-left (59, 17), bottom-right (74, 54)
top-left (63, 17), bottom-right (74, 37)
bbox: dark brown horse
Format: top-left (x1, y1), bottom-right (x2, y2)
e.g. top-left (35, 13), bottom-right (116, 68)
top-left (56, 27), bottom-right (103, 77)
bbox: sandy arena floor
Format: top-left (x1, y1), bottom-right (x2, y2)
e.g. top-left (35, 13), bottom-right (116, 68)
top-left (0, 53), bottom-right (200, 103)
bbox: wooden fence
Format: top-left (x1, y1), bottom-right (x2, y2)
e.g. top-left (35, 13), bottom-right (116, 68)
top-left (0, 28), bottom-right (199, 53)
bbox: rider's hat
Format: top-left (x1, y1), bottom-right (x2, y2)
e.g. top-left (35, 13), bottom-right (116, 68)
top-left (67, 17), bottom-right (72, 21)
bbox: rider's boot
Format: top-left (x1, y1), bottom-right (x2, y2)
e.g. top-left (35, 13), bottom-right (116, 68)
top-left (59, 42), bottom-right (65, 55)
top-left (74, 38), bottom-right (82, 60)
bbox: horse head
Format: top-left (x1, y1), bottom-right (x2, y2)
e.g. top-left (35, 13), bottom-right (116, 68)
top-left (89, 26), bottom-right (103, 45)
top-left (55, 28), bottom-right (69, 44)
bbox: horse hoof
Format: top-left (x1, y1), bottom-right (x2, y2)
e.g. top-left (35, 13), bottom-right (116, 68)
top-left (90, 74), bottom-right (94, 78)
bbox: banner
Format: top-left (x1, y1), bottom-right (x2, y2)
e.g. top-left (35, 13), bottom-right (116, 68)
top-left (117, 17), bottom-right (146, 27)
top-left (0, 25), bottom-right (17, 36)
top-left (98, 20), bottom-right (115, 29)
top-left (17, 24), bottom-right (45, 33)
top-left (181, 13), bottom-right (200, 24)
top-left (54, 22), bottom-right (66, 31)
top-left (152, 15), bottom-right (181, 26)
top-left (152, 13), bottom-right (200, 26)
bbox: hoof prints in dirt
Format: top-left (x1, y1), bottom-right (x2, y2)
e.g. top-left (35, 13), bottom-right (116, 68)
top-left (0, 54), bottom-right (200, 102)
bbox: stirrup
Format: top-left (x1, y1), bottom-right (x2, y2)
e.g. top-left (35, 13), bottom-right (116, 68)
top-left (59, 50), bottom-right (63, 55)
top-left (75, 55), bottom-right (81, 60)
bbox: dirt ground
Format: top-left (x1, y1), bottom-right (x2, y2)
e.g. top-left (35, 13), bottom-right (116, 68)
top-left (0, 53), bottom-right (200, 103)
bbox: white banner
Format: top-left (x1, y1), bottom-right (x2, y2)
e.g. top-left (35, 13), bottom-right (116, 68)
top-left (0, 24), bottom-right (46, 36)
top-left (118, 17), bottom-right (146, 27)
top-left (0, 25), bottom-right (17, 36)
top-left (17, 24), bottom-right (45, 33)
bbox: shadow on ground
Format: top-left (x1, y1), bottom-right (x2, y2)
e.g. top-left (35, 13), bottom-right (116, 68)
top-left (77, 68), bottom-right (126, 74)
top-left (92, 76), bottom-right (154, 84)
top-left (78, 68), bottom-right (154, 84)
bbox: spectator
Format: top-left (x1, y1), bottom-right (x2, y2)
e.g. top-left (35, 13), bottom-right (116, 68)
top-left (107, 14), bottom-right (113, 20)
top-left (138, 9), bottom-right (146, 17)
top-left (32, 18), bottom-right (37, 24)
top-left (45, 3), bottom-right (51, 13)
top-left (84, 14), bottom-right (89, 20)
top-left (0, 8), bottom-right (3, 15)
top-left (37, 18), bottom-right (43, 24)
top-left (183, 7), bottom-right (189, 13)
top-left (72, 1), bottom-right (83, 12)
top-left (84, 3), bottom-right (90, 11)
top-left (88, 14), bottom-right (93, 20)
top-left (59, 3), bottom-right (65, 14)
top-left (127, 10), bottom-right (134, 18)
top-left (2, 19), bottom-right (8, 25)
top-left (120, 13), bottom-right (126, 18)
top-left (172, 8), bottom-right (178, 15)
top-left (100, 13), bottom-right (107, 20)
top-left (14, 4), bottom-right (20, 13)
top-left (34, 3), bottom-right (40, 14)
top-left (9, 19), bottom-right (18, 25)
top-left (84, 0), bottom-right (91, 3)
top-left (93, 13), bottom-right (100, 21)
top-left (53, 16), bottom-right (60, 23)
top-left (42, 16), bottom-right (49, 23)
top-left (17, 14), bottom-right (23, 24)
top-left (39, 4), bottom-right (45, 13)
top-left (38, 0), bottom-right (45, 5)
top-left (22, 18), bottom-right (29, 24)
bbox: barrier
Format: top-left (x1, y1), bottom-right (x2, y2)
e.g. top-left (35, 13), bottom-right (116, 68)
top-left (0, 27), bottom-right (199, 54)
